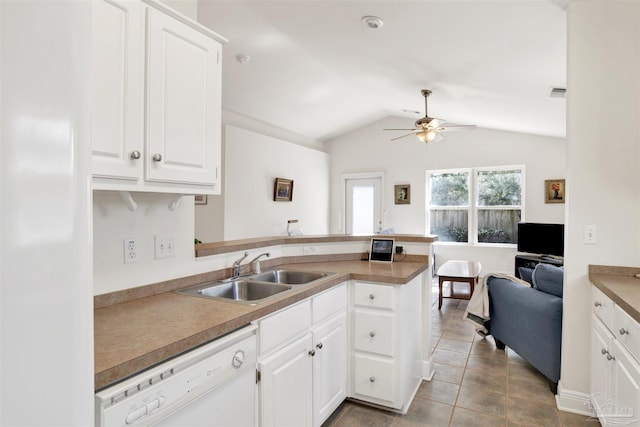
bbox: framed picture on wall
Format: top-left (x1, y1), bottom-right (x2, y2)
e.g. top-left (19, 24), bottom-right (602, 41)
top-left (274, 178), bottom-right (294, 201)
top-left (545, 179), bottom-right (565, 204)
top-left (394, 184), bottom-right (411, 205)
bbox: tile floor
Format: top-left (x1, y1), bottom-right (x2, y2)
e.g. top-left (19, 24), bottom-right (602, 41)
top-left (323, 283), bottom-right (600, 427)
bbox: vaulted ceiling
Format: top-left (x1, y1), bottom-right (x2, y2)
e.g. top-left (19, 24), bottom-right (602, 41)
top-left (198, 1), bottom-right (567, 142)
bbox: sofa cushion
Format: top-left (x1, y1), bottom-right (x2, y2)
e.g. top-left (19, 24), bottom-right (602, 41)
top-left (532, 263), bottom-right (564, 298)
top-left (518, 267), bottom-right (534, 285)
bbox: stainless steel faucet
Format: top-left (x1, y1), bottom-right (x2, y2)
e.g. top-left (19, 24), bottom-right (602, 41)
top-left (231, 251), bottom-right (249, 278)
top-left (248, 252), bottom-right (270, 274)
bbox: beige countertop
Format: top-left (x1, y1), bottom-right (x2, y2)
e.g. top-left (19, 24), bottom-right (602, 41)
top-left (589, 265), bottom-right (640, 323)
top-left (94, 259), bottom-right (428, 390)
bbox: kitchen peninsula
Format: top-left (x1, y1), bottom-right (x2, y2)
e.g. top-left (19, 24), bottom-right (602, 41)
top-left (95, 234), bottom-right (437, 392)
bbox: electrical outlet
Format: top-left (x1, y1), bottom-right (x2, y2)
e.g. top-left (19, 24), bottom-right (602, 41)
top-left (584, 225), bottom-right (597, 244)
top-left (123, 238), bottom-right (138, 264)
top-left (303, 246), bottom-right (317, 255)
top-left (155, 235), bottom-right (176, 259)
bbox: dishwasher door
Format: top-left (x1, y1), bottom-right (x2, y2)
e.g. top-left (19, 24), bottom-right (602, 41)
top-left (153, 367), bottom-right (255, 427)
top-left (96, 325), bottom-right (257, 427)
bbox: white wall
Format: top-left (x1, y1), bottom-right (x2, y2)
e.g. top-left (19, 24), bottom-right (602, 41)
top-left (1, 1), bottom-right (94, 424)
top-left (195, 110), bottom-right (325, 243)
top-left (326, 121), bottom-right (565, 273)
top-left (558, 1), bottom-right (640, 413)
top-left (222, 125), bottom-right (330, 240)
top-left (159, 0), bottom-right (197, 20)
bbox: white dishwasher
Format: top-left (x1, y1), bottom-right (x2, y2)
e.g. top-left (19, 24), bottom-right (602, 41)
top-left (95, 324), bottom-right (257, 427)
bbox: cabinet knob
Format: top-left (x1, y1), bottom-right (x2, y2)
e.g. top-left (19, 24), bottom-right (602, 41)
top-left (601, 348), bottom-right (608, 355)
top-left (369, 376), bottom-right (376, 383)
top-left (619, 328), bottom-right (629, 335)
top-left (594, 301), bottom-right (602, 307)
top-left (369, 331), bottom-right (376, 338)
top-left (152, 153), bottom-right (163, 162)
top-left (308, 349), bottom-right (316, 357)
top-left (606, 353), bottom-right (616, 361)
top-left (129, 150), bottom-right (141, 160)
top-left (316, 343), bottom-right (323, 350)
top-left (369, 294), bottom-right (375, 300)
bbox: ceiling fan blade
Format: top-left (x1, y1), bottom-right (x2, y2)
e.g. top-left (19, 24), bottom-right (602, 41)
top-left (438, 125), bottom-right (477, 132)
top-left (383, 128), bottom-right (419, 131)
top-left (389, 132), bottom-right (416, 141)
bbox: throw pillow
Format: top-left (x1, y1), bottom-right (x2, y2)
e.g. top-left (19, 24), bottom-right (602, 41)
top-left (532, 263), bottom-right (564, 298)
top-left (518, 267), bottom-right (534, 285)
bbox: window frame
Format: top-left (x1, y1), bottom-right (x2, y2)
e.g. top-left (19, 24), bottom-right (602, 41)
top-left (427, 165), bottom-right (525, 246)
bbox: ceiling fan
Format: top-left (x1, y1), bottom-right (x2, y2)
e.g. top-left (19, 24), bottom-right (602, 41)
top-left (384, 89), bottom-right (476, 143)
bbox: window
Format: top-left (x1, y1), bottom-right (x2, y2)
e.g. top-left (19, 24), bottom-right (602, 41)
top-left (427, 166), bottom-right (524, 244)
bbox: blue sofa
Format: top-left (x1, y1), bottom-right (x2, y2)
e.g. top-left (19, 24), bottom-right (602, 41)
top-left (486, 263), bottom-right (564, 393)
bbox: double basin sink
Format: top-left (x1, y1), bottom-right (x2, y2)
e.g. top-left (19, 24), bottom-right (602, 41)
top-left (176, 270), bottom-right (334, 305)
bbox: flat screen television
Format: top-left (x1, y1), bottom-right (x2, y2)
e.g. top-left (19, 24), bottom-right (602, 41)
top-left (517, 222), bottom-right (564, 258)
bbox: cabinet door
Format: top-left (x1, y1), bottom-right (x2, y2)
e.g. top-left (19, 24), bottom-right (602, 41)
top-left (312, 313), bottom-right (347, 427)
top-left (611, 340), bottom-right (640, 426)
top-left (91, 0), bottom-right (144, 180)
top-left (591, 316), bottom-right (614, 413)
top-left (259, 333), bottom-right (313, 427)
top-left (146, 8), bottom-right (222, 186)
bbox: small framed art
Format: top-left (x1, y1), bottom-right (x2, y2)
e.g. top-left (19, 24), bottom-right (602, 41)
top-left (394, 184), bottom-right (411, 205)
top-left (545, 179), bottom-right (565, 204)
top-left (274, 178), bottom-right (294, 202)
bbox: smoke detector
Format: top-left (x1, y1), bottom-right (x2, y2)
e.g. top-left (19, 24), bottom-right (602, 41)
top-left (236, 54), bottom-right (250, 64)
top-left (362, 16), bottom-right (384, 29)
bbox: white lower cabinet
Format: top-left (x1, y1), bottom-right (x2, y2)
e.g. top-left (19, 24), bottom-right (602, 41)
top-left (350, 275), bottom-right (423, 413)
top-left (257, 283), bottom-right (347, 427)
top-left (590, 285), bottom-right (640, 427)
top-left (259, 333), bottom-right (314, 427)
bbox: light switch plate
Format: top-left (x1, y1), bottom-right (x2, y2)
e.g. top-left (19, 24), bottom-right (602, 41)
top-left (155, 235), bottom-right (176, 259)
top-left (584, 225), bottom-right (597, 244)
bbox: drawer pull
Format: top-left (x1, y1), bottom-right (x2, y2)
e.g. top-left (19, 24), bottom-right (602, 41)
top-left (316, 343), bottom-right (323, 350)
top-left (619, 328), bottom-right (629, 335)
top-left (369, 294), bottom-right (375, 300)
top-left (369, 376), bottom-right (376, 383)
top-left (369, 331), bottom-right (376, 338)
top-left (594, 301), bottom-right (602, 307)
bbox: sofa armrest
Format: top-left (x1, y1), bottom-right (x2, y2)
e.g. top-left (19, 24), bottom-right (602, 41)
top-left (486, 277), bottom-right (563, 382)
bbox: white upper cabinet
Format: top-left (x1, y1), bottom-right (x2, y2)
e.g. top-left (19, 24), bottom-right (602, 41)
top-left (146, 7), bottom-right (221, 186)
top-left (91, 0), bottom-right (225, 194)
top-left (91, 0), bottom-right (144, 181)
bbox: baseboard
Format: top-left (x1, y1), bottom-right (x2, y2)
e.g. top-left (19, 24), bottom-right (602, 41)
top-left (422, 357), bottom-right (435, 381)
top-left (556, 381), bottom-right (596, 416)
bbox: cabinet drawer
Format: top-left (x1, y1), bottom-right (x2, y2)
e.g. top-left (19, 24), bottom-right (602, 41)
top-left (259, 300), bottom-right (311, 355)
top-left (592, 286), bottom-right (614, 330)
top-left (353, 282), bottom-right (394, 310)
top-left (354, 310), bottom-right (394, 356)
top-left (614, 304), bottom-right (640, 363)
top-left (353, 354), bottom-right (395, 403)
top-left (312, 283), bottom-right (347, 324)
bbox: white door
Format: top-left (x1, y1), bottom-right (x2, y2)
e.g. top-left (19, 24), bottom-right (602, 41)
top-left (91, 0), bottom-right (144, 180)
top-left (345, 177), bottom-right (383, 234)
top-left (259, 333), bottom-right (313, 427)
top-left (146, 7), bottom-right (222, 186)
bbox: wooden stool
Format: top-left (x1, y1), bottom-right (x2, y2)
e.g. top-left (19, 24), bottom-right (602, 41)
top-left (437, 260), bottom-right (482, 309)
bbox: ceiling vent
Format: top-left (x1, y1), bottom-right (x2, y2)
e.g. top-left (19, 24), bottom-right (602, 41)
top-left (549, 87), bottom-right (566, 98)
top-left (362, 16), bottom-right (384, 29)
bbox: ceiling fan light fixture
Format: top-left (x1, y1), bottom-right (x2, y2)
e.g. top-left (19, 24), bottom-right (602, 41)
top-left (416, 130), bottom-right (438, 143)
top-left (361, 16), bottom-right (384, 29)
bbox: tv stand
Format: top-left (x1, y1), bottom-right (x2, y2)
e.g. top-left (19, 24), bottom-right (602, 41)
top-left (515, 254), bottom-right (563, 278)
